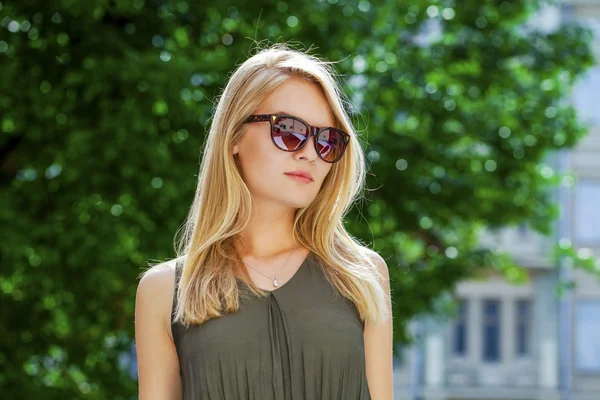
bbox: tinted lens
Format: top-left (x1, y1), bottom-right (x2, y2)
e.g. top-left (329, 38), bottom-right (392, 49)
top-left (272, 115), bottom-right (347, 162)
top-left (272, 116), bottom-right (309, 151)
top-left (316, 129), bottom-right (346, 162)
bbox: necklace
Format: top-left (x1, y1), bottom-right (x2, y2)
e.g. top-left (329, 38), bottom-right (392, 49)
top-left (243, 247), bottom-right (297, 288)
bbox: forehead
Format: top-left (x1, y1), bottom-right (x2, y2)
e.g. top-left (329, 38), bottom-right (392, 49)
top-left (257, 78), bottom-right (335, 128)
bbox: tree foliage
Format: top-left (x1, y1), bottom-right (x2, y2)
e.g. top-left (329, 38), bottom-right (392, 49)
top-left (0, 0), bottom-right (594, 397)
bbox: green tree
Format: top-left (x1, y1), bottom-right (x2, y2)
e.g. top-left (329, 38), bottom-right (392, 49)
top-left (0, 0), bottom-right (594, 398)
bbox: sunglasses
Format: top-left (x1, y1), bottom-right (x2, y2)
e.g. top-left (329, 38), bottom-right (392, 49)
top-left (243, 113), bottom-right (350, 163)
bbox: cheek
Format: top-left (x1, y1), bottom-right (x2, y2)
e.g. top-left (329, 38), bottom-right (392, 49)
top-left (238, 141), bottom-right (282, 181)
top-left (317, 164), bottom-right (334, 185)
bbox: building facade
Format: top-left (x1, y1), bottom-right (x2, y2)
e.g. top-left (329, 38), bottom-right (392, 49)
top-left (393, 2), bottom-right (600, 399)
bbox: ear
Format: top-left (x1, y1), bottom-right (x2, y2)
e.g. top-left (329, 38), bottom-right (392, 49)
top-left (232, 143), bottom-right (239, 155)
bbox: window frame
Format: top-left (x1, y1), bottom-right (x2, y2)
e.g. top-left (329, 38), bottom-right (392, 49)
top-left (515, 299), bottom-right (532, 358)
top-left (452, 299), bottom-right (469, 357)
top-left (482, 299), bottom-right (502, 363)
top-left (573, 180), bottom-right (600, 246)
top-left (575, 299), bottom-right (600, 373)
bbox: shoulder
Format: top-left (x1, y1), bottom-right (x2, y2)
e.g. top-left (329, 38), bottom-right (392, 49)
top-left (136, 259), bottom-right (179, 334)
top-left (135, 259), bottom-right (184, 396)
top-left (137, 259), bottom-right (178, 296)
top-left (361, 248), bottom-right (390, 282)
top-left (361, 248), bottom-right (393, 323)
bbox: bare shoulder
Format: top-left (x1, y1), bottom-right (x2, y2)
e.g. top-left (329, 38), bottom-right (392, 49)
top-left (136, 259), bottom-right (179, 336)
top-left (135, 258), bottom-right (183, 397)
top-left (363, 248), bottom-right (387, 265)
top-left (361, 248), bottom-right (389, 281)
top-left (137, 259), bottom-right (178, 298)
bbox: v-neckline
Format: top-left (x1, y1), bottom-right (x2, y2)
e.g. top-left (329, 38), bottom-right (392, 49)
top-left (243, 251), bottom-right (312, 295)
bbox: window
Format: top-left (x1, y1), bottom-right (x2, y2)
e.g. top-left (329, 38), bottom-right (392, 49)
top-left (574, 181), bottom-right (600, 244)
top-left (516, 300), bottom-right (532, 357)
top-left (453, 299), bottom-right (468, 356)
top-left (575, 301), bottom-right (600, 372)
top-left (483, 299), bottom-right (501, 362)
top-left (573, 66), bottom-right (600, 126)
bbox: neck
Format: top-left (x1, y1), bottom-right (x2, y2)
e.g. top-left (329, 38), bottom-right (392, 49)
top-left (235, 201), bottom-right (300, 259)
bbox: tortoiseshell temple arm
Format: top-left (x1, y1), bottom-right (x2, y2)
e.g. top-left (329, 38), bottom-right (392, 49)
top-left (245, 114), bottom-right (271, 123)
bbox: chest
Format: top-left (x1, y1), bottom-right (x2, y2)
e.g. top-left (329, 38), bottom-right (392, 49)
top-left (173, 269), bottom-right (365, 361)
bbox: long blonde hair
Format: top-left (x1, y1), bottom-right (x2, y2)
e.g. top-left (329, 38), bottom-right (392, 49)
top-left (168, 44), bottom-right (388, 326)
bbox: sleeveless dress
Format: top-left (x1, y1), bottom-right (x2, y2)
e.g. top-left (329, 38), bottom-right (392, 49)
top-left (171, 251), bottom-right (371, 400)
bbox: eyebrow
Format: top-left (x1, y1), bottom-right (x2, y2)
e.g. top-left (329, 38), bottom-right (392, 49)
top-left (271, 111), bottom-right (336, 129)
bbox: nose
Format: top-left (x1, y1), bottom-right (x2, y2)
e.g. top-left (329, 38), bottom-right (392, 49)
top-left (294, 134), bottom-right (319, 162)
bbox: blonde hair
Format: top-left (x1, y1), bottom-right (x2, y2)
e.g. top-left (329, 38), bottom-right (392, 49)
top-left (166, 44), bottom-right (388, 326)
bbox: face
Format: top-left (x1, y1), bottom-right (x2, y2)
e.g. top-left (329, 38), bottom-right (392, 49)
top-left (233, 78), bottom-right (336, 210)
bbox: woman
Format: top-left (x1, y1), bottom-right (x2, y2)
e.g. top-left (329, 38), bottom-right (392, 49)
top-left (135, 45), bottom-right (393, 400)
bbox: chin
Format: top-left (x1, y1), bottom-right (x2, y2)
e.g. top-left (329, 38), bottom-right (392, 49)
top-left (285, 197), bottom-right (315, 210)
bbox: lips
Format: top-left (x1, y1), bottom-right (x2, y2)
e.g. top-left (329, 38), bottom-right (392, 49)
top-left (284, 171), bottom-right (314, 182)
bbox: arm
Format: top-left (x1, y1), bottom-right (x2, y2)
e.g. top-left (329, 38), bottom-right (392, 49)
top-left (135, 264), bottom-right (182, 400)
top-left (363, 251), bottom-right (394, 400)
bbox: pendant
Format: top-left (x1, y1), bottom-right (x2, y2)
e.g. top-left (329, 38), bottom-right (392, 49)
top-left (273, 277), bottom-right (279, 287)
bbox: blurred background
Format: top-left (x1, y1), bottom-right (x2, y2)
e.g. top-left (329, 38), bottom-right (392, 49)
top-left (1, 0), bottom-right (599, 399)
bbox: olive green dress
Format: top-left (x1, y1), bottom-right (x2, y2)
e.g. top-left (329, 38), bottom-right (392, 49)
top-left (171, 252), bottom-right (371, 400)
